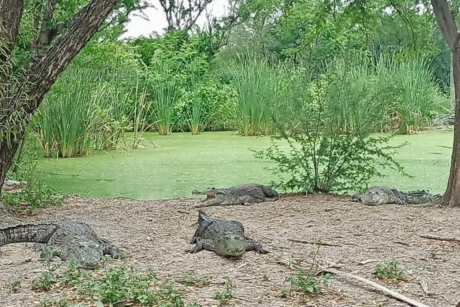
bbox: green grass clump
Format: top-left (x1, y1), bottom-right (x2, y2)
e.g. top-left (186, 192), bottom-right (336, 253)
top-left (177, 272), bottom-right (212, 287)
top-left (38, 298), bottom-right (69, 307)
top-left (32, 261), bottom-right (200, 307)
top-left (9, 280), bottom-right (21, 293)
top-left (32, 271), bottom-right (60, 292)
top-left (226, 55), bottom-right (283, 136)
top-left (373, 260), bottom-right (406, 283)
top-left (213, 276), bottom-right (233, 305)
top-left (285, 268), bottom-right (331, 295)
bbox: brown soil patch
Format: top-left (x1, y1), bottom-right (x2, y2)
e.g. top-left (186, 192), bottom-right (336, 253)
top-left (1, 194), bottom-right (459, 307)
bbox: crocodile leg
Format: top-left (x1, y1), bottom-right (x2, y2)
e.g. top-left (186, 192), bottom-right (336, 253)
top-left (244, 237), bottom-right (268, 254)
top-left (241, 196), bottom-right (255, 206)
top-left (101, 240), bottom-right (119, 259)
top-left (188, 238), bottom-right (218, 254)
top-left (39, 245), bottom-right (59, 262)
top-left (187, 239), bottom-right (204, 253)
top-left (34, 243), bottom-right (48, 252)
top-left (195, 193), bottom-right (238, 208)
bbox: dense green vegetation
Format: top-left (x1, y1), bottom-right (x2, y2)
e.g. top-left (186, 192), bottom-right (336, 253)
top-left (22, 0), bottom-right (453, 159)
top-left (5, 0), bottom-right (457, 206)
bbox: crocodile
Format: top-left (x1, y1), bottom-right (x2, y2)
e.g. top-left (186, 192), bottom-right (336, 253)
top-left (0, 221), bottom-right (119, 269)
top-left (3, 179), bottom-right (26, 192)
top-left (192, 183), bottom-right (279, 208)
top-left (188, 210), bottom-right (268, 257)
top-left (352, 186), bottom-right (441, 206)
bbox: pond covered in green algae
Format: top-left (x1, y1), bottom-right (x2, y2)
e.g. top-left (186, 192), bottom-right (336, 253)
top-left (36, 130), bottom-right (453, 199)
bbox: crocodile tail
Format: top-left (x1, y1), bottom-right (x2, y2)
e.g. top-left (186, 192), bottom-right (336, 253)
top-left (0, 223), bottom-right (56, 247)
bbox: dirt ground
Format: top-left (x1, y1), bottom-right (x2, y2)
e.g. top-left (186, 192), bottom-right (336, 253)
top-left (0, 194), bottom-right (459, 307)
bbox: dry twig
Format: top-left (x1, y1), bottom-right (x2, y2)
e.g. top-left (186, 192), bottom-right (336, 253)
top-left (323, 268), bottom-right (432, 307)
top-left (419, 234), bottom-right (460, 242)
top-left (288, 239), bottom-right (342, 247)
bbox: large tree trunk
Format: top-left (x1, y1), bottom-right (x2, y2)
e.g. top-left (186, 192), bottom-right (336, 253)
top-left (0, 0), bottom-right (121, 221)
top-left (443, 45), bottom-right (460, 206)
top-left (431, 0), bottom-right (460, 206)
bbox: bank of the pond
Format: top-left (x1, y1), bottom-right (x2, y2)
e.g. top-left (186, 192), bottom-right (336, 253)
top-left (36, 130), bottom-right (453, 199)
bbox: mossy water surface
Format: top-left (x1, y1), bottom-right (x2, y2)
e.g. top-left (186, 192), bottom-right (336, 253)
top-left (36, 130), bottom-right (453, 199)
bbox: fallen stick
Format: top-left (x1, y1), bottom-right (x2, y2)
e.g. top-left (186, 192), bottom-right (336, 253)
top-left (323, 268), bottom-right (432, 307)
top-left (288, 239), bottom-right (342, 247)
top-left (358, 259), bottom-right (380, 265)
top-left (419, 280), bottom-right (430, 296)
top-left (419, 234), bottom-right (460, 242)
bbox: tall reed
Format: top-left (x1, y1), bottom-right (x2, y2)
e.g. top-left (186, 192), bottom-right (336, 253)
top-left (34, 68), bottom-right (145, 157)
top-left (226, 56), bottom-right (282, 136)
top-left (150, 61), bottom-right (180, 136)
top-left (323, 52), bottom-right (446, 134)
top-left (35, 70), bottom-right (95, 157)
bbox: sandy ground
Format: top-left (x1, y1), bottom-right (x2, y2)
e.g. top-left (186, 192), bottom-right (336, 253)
top-left (0, 194), bottom-right (459, 307)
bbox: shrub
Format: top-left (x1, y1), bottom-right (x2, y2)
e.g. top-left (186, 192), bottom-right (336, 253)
top-left (177, 272), bottom-right (212, 287)
top-left (5, 139), bottom-right (63, 212)
top-left (373, 261), bottom-right (406, 283)
top-left (286, 268), bottom-right (331, 295)
top-left (174, 77), bottom-right (238, 132)
top-left (213, 277), bottom-right (233, 305)
top-left (256, 75), bottom-right (406, 194)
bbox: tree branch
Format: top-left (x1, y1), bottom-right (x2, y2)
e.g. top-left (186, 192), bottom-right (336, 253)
top-left (9, 0), bottom-right (122, 115)
top-left (431, 0), bottom-right (458, 50)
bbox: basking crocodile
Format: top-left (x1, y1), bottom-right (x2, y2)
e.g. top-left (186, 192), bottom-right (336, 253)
top-left (192, 183), bottom-right (279, 208)
top-left (352, 186), bottom-right (441, 206)
top-left (3, 179), bottom-right (26, 192)
top-left (0, 221), bottom-right (119, 269)
top-left (188, 210), bottom-right (268, 257)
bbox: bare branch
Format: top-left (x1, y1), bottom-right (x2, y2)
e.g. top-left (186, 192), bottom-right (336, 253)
top-left (10, 0), bottom-right (122, 115)
top-left (159, 0), bottom-right (213, 31)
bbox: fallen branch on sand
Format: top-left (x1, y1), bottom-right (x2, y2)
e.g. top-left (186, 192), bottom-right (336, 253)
top-left (288, 239), bottom-right (342, 247)
top-left (323, 268), bottom-right (432, 307)
top-left (419, 234), bottom-right (460, 242)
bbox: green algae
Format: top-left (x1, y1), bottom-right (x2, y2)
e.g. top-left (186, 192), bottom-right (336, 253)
top-left (35, 130), bottom-right (452, 199)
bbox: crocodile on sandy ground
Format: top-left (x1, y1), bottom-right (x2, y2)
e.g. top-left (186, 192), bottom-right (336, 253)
top-left (352, 186), bottom-right (441, 206)
top-left (188, 210), bottom-right (268, 257)
top-left (192, 183), bottom-right (279, 208)
top-left (0, 221), bottom-right (119, 269)
top-left (2, 179), bottom-right (26, 192)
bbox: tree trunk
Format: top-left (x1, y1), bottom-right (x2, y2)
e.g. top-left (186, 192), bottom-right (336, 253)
top-left (0, 0), bottom-right (121, 220)
top-left (442, 45), bottom-right (460, 206)
top-left (431, 0), bottom-right (460, 206)
top-left (0, 140), bottom-right (20, 222)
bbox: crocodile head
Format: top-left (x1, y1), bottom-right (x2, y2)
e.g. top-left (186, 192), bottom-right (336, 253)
top-left (61, 236), bottom-right (105, 269)
top-left (352, 189), bottom-right (391, 205)
top-left (216, 234), bottom-right (246, 257)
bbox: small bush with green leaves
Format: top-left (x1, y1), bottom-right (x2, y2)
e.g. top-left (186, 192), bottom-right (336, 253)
top-left (177, 272), bottom-right (212, 287)
top-left (38, 298), bottom-right (69, 307)
top-left (213, 277), bottom-right (233, 305)
top-left (286, 268), bottom-right (331, 295)
top-left (256, 74), bottom-right (407, 194)
top-left (33, 262), bottom-right (200, 306)
top-left (373, 260), bottom-right (406, 283)
top-left (6, 139), bottom-right (64, 212)
top-left (9, 280), bottom-right (21, 293)
top-left (32, 271), bottom-right (60, 292)
top-left (3, 178), bottom-right (64, 213)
